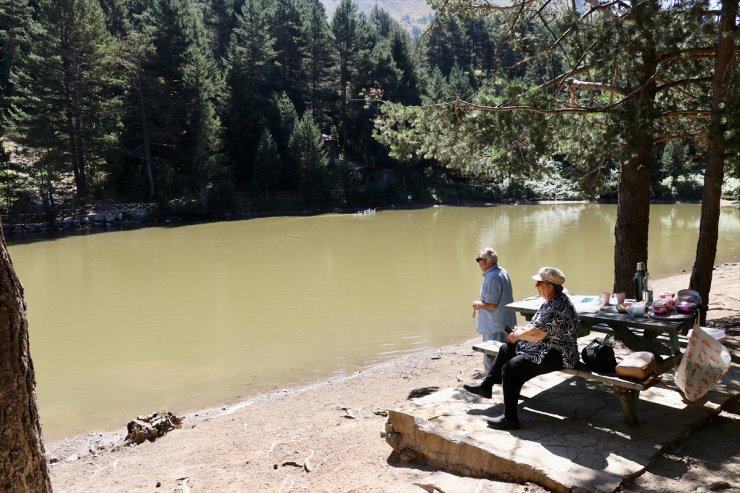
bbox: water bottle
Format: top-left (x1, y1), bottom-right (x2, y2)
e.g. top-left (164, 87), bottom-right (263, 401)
top-left (642, 272), bottom-right (653, 304)
top-left (634, 262), bottom-right (646, 302)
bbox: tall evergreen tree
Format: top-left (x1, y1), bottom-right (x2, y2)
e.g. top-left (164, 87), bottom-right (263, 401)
top-left (179, 12), bottom-right (227, 210)
top-left (99, 0), bottom-right (131, 36)
top-left (253, 127), bottom-right (281, 196)
top-left (140, 0), bottom-right (224, 203)
top-left (202, 0), bottom-right (237, 65)
top-left (224, 0), bottom-right (277, 186)
top-left (331, 0), bottom-right (359, 152)
top-left (118, 30), bottom-right (158, 199)
top-left (387, 26), bottom-right (420, 105)
top-left (303, 0), bottom-right (335, 125)
top-left (271, 0), bottom-right (306, 107)
top-left (0, 0), bottom-right (36, 134)
top-left (12, 0), bottom-right (121, 201)
top-left (289, 112), bottom-right (328, 203)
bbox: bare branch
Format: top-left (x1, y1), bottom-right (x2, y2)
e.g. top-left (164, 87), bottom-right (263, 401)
top-left (653, 131), bottom-right (707, 144)
top-left (657, 110), bottom-right (712, 120)
top-left (566, 78), bottom-right (627, 95)
top-left (656, 77), bottom-right (712, 96)
top-left (657, 47), bottom-right (715, 64)
top-left (542, 65), bottom-right (591, 89)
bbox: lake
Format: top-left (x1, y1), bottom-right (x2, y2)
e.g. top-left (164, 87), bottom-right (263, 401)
top-left (8, 203), bottom-right (740, 439)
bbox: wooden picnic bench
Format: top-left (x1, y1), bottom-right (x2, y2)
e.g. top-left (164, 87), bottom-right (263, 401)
top-left (472, 340), bottom-right (655, 426)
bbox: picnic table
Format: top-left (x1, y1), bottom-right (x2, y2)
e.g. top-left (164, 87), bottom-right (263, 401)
top-left (506, 296), bottom-right (695, 373)
top-left (471, 296), bottom-right (698, 425)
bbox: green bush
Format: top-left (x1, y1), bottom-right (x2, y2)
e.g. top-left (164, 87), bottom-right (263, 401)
top-left (722, 176), bottom-right (740, 200)
top-left (673, 174), bottom-right (704, 200)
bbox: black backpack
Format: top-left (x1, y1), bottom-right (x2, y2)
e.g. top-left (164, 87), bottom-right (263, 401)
top-left (581, 335), bottom-right (618, 373)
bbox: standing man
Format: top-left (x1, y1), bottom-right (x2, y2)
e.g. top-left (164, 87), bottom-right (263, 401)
top-left (473, 247), bottom-right (516, 373)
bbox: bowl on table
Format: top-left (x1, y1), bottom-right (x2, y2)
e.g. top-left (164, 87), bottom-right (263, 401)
top-left (676, 301), bottom-right (697, 314)
top-left (677, 289), bottom-right (702, 307)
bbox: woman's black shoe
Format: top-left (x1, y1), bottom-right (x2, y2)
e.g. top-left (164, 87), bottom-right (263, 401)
top-left (485, 414), bottom-right (520, 430)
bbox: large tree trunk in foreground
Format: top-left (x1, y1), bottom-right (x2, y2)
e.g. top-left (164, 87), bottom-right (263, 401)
top-left (690, 0), bottom-right (738, 324)
top-left (0, 222), bottom-right (52, 492)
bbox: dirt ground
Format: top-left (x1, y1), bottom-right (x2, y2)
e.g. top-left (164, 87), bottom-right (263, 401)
top-left (46, 263), bottom-right (740, 493)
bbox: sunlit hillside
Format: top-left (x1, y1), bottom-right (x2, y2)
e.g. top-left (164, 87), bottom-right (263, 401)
top-left (320, 0), bottom-right (433, 18)
top-left (320, 0), bottom-right (434, 36)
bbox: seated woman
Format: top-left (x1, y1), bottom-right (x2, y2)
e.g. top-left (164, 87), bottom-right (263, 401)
top-left (463, 266), bottom-right (579, 430)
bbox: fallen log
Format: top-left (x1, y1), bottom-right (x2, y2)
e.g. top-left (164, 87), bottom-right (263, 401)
top-left (124, 411), bottom-right (183, 445)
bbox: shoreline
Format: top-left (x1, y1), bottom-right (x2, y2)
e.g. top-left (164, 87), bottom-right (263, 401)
top-left (45, 263), bottom-right (739, 492)
top-left (6, 199), bottom-right (738, 244)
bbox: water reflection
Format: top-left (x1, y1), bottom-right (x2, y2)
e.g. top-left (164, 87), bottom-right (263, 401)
top-left (8, 203), bottom-right (740, 439)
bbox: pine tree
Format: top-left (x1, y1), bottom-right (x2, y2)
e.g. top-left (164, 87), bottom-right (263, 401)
top-left (140, 0), bottom-right (225, 204)
top-left (303, 0), bottom-right (335, 125)
top-left (180, 12), bottom-right (227, 210)
top-left (224, 0), bottom-right (277, 186)
top-left (0, 0), bottom-right (36, 134)
top-left (118, 30), bottom-right (158, 199)
top-left (253, 128), bottom-right (281, 196)
top-left (265, 91), bottom-right (297, 189)
top-left (99, 0), bottom-right (131, 36)
top-left (12, 0), bottom-right (121, 201)
top-left (289, 112), bottom-right (328, 204)
top-left (271, 0), bottom-right (306, 107)
top-left (660, 141), bottom-right (689, 188)
top-left (202, 0), bottom-right (237, 65)
top-left (331, 0), bottom-right (359, 152)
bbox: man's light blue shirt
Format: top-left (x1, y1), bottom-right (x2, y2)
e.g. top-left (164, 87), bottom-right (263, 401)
top-left (477, 265), bottom-right (516, 337)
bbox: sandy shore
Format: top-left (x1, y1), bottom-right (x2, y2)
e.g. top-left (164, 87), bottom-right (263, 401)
top-left (46, 263), bottom-right (739, 492)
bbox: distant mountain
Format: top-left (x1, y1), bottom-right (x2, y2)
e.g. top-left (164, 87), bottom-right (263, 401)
top-left (320, 0), bottom-right (434, 19)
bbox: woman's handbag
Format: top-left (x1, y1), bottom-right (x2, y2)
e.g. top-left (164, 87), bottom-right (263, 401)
top-left (581, 336), bottom-right (618, 373)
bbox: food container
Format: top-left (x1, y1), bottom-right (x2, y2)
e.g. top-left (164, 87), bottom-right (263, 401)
top-left (658, 291), bottom-right (676, 309)
top-left (676, 301), bottom-right (697, 314)
top-left (629, 302), bottom-right (646, 318)
top-left (658, 291), bottom-right (675, 300)
top-left (677, 289), bottom-right (702, 306)
top-left (651, 300), bottom-right (670, 314)
top-left (617, 302), bottom-right (632, 314)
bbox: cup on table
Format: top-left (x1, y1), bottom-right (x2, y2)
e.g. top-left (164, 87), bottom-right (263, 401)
top-left (600, 291), bottom-right (611, 305)
top-left (615, 292), bottom-right (626, 304)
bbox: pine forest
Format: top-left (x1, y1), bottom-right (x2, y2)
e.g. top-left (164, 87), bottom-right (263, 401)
top-left (0, 0), bottom-right (737, 221)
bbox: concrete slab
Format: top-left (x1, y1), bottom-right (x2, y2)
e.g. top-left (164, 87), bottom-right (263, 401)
top-left (385, 359), bottom-right (740, 492)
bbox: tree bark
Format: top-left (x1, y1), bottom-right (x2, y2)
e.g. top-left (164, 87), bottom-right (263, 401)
top-left (690, 0), bottom-right (737, 323)
top-left (613, 0), bottom-right (657, 297)
top-left (0, 222), bottom-right (52, 492)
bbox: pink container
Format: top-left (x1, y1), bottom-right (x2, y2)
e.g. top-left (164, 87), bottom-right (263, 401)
top-left (652, 300), bottom-right (670, 314)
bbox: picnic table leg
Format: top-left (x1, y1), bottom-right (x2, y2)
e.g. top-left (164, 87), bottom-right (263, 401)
top-left (613, 386), bottom-right (640, 426)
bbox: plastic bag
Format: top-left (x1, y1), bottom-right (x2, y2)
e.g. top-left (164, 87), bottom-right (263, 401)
top-left (674, 325), bottom-right (731, 402)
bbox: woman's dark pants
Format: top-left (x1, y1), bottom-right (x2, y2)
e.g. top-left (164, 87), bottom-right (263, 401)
top-left (487, 342), bottom-right (565, 422)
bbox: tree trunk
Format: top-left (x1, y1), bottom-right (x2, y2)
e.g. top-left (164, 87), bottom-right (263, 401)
top-left (689, 0), bottom-right (737, 323)
top-left (0, 222), bottom-right (52, 492)
top-left (613, 0), bottom-right (657, 297)
top-left (137, 77), bottom-right (156, 199)
top-left (614, 139), bottom-right (653, 297)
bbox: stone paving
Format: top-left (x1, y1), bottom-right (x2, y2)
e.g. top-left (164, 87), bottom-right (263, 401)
top-left (385, 338), bottom-right (739, 493)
